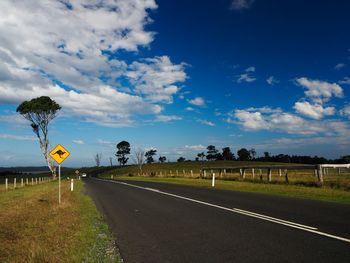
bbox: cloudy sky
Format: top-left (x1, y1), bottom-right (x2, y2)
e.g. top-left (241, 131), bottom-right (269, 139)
top-left (0, 0), bottom-right (350, 167)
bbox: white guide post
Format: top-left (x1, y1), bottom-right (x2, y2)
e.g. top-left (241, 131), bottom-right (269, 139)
top-left (59, 164), bottom-right (61, 204)
top-left (70, 179), bottom-right (74, 192)
top-left (212, 173), bottom-right (215, 187)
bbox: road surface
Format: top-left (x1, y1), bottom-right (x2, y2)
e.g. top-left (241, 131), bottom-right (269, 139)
top-left (85, 178), bottom-right (350, 263)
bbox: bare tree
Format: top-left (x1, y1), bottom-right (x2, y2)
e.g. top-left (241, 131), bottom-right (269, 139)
top-left (109, 157), bottom-right (113, 167)
top-left (132, 149), bottom-right (145, 175)
top-left (94, 153), bottom-right (102, 167)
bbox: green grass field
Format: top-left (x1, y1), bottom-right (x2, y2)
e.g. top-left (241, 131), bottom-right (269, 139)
top-left (98, 161), bottom-right (350, 204)
top-left (0, 178), bottom-right (121, 262)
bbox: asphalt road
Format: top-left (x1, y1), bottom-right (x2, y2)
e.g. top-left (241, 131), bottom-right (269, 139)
top-left (85, 178), bottom-right (350, 263)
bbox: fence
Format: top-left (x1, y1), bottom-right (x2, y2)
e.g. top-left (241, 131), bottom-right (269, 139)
top-left (1, 176), bottom-right (52, 192)
top-left (106, 163), bottom-right (350, 187)
top-left (202, 164), bottom-right (350, 186)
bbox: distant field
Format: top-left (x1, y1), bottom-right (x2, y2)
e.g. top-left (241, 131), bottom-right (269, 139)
top-left (99, 161), bottom-right (350, 191)
top-left (0, 178), bottom-right (120, 262)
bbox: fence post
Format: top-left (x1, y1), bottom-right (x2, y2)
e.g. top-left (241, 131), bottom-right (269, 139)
top-left (26, 178), bottom-right (29, 185)
top-left (5, 178), bottom-right (8, 191)
top-left (203, 170), bottom-right (206, 178)
top-left (317, 165), bottom-right (324, 185)
top-left (14, 178), bottom-right (16, 189)
top-left (21, 178), bottom-right (24, 187)
top-left (284, 169), bottom-right (289, 183)
top-left (31, 178), bottom-right (34, 185)
top-left (35, 178), bottom-right (38, 184)
top-left (267, 169), bottom-right (272, 182)
top-left (191, 170), bottom-right (193, 177)
top-left (252, 168), bottom-right (255, 180)
top-left (279, 169), bottom-right (282, 177)
top-left (71, 179), bottom-right (74, 192)
top-left (338, 168), bottom-right (341, 176)
top-left (176, 170), bottom-right (178, 176)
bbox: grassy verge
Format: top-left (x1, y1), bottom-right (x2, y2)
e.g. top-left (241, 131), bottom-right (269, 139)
top-left (110, 176), bottom-right (350, 204)
top-left (0, 179), bottom-right (121, 262)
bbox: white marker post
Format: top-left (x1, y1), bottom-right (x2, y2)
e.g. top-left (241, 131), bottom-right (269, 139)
top-left (70, 178), bottom-right (74, 192)
top-left (212, 173), bottom-right (215, 187)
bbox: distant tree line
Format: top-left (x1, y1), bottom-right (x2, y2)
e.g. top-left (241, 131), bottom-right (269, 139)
top-left (94, 141), bottom-right (350, 167)
top-left (190, 145), bottom-right (350, 164)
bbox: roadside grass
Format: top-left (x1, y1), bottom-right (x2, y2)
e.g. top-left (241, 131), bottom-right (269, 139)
top-left (0, 179), bottom-right (121, 262)
top-left (104, 176), bottom-right (350, 205)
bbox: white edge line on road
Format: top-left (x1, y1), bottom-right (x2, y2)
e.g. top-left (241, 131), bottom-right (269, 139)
top-left (99, 179), bottom-right (350, 244)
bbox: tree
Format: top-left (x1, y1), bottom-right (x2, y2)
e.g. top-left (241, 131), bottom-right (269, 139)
top-left (159, 156), bottom-right (167, 163)
top-left (206, 145), bottom-right (218, 161)
top-left (132, 149), bottom-right (145, 175)
top-left (94, 153), bottom-right (102, 167)
top-left (115, 141), bottom-right (130, 166)
top-left (109, 157), bottom-right (113, 167)
top-left (222, 147), bottom-right (234, 160)
top-left (145, 149), bottom-right (157, 164)
top-left (249, 148), bottom-right (256, 159)
top-left (177, 156), bottom-right (186, 162)
top-left (197, 152), bottom-right (205, 161)
top-left (16, 96), bottom-right (61, 178)
top-left (237, 148), bottom-right (251, 161)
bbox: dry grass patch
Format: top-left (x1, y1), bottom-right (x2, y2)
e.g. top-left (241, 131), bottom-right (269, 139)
top-left (0, 179), bottom-right (120, 263)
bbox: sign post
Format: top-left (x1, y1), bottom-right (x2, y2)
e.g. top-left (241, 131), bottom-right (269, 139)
top-left (49, 144), bottom-right (70, 204)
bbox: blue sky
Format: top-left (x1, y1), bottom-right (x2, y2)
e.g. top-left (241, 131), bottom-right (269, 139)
top-left (0, 0), bottom-right (350, 167)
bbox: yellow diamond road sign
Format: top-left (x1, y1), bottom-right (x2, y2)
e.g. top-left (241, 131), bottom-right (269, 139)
top-left (49, 144), bottom-right (70, 165)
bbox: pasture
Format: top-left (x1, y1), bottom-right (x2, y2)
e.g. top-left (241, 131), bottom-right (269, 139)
top-left (99, 161), bottom-right (350, 203)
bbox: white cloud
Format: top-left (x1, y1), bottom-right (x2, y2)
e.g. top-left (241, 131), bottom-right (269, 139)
top-left (339, 77), bottom-right (350, 85)
top-left (234, 110), bottom-right (268, 130)
top-left (236, 67), bottom-right (256, 83)
top-left (127, 56), bottom-right (187, 104)
top-left (230, 0), bottom-right (255, 10)
top-left (73, 140), bottom-right (84, 145)
top-left (266, 76), bottom-right (279, 86)
top-left (232, 108), bottom-right (331, 135)
top-left (197, 119), bottom-right (215, 127)
top-left (97, 139), bottom-right (112, 145)
top-left (188, 97), bottom-right (206, 107)
top-left (296, 77), bottom-right (343, 103)
top-left (152, 115), bottom-right (182, 122)
top-left (184, 145), bottom-right (206, 151)
top-left (0, 114), bottom-right (30, 125)
top-left (294, 101), bottom-right (335, 120)
top-left (334, 63), bottom-right (346, 70)
top-left (340, 105), bottom-right (350, 119)
top-left (245, 66), bottom-right (255, 72)
top-left (244, 106), bottom-right (283, 114)
top-left (0, 133), bottom-right (36, 141)
top-left (0, 0), bottom-right (188, 127)
top-left (185, 107), bottom-right (194, 111)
